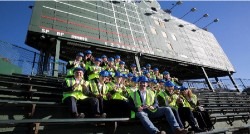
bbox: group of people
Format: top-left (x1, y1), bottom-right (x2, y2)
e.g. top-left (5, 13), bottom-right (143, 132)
top-left (62, 50), bottom-right (213, 134)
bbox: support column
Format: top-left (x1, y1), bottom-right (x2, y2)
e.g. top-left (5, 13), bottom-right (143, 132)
top-left (201, 67), bottom-right (214, 92)
top-left (31, 52), bottom-right (37, 76)
top-left (135, 53), bottom-right (141, 73)
top-left (37, 50), bottom-right (44, 75)
top-left (43, 51), bottom-right (51, 76)
top-left (228, 71), bottom-right (240, 92)
top-left (53, 39), bottom-right (61, 77)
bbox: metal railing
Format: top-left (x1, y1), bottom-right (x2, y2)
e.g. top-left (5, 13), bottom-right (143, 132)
top-left (0, 40), bottom-right (67, 76)
top-left (1, 40), bottom-right (250, 92)
top-left (183, 78), bottom-right (250, 92)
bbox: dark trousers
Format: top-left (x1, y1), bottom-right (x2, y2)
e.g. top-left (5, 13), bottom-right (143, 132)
top-left (104, 99), bottom-right (130, 118)
top-left (63, 96), bottom-right (100, 117)
top-left (171, 108), bottom-right (184, 129)
top-left (193, 111), bottom-right (213, 130)
top-left (178, 107), bottom-right (197, 128)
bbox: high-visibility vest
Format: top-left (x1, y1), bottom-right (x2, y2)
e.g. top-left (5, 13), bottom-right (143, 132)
top-left (117, 67), bottom-right (129, 74)
top-left (130, 90), bottom-right (157, 118)
top-left (125, 86), bottom-right (137, 95)
top-left (62, 78), bottom-right (89, 102)
top-left (66, 61), bottom-right (85, 77)
top-left (152, 73), bottom-right (163, 80)
top-left (88, 80), bottom-right (108, 100)
top-left (88, 65), bottom-right (102, 80)
top-left (180, 94), bottom-right (198, 111)
top-left (157, 91), bottom-right (178, 109)
top-left (107, 82), bottom-right (128, 101)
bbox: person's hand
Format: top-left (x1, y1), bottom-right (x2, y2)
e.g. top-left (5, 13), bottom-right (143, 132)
top-left (81, 81), bottom-right (87, 89)
top-left (148, 106), bottom-right (155, 110)
top-left (72, 83), bottom-right (79, 90)
top-left (107, 93), bottom-right (112, 100)
top-left (138, 106), bottom-right (143, 112)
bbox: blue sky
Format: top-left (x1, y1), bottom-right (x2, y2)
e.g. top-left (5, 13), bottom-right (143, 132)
top-left (0, 1), bottom-right (250, 79)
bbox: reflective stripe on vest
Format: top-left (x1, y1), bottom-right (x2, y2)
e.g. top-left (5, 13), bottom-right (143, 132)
top-left (89, 81), bottom-right (108, 100)
top-left (130, 90), bottom-right (156, 118)
top-left (62, 78), bottom-right (88, 102)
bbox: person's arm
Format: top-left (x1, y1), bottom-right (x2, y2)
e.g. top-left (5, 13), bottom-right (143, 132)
top-left (157, 95), bottom-right (166, 107)
top-left (152, 96), bottom-right (159, 109)
top-left (66, 61), bottom-right (75, 69)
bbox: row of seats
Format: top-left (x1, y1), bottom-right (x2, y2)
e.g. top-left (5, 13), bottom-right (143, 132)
top-left (1, 73), bottom-right (250, 134)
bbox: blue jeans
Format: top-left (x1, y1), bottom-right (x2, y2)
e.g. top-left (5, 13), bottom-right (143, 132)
top-left (136, 107), bottom-right (180, 134)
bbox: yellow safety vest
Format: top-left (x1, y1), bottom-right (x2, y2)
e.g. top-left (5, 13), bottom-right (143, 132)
top-left (117, 67), bottom-right (129, 74)
top-left (88, 65), bottom-right (102, 80)
top-left (108, 82), bottom-right (128, 101)
top-left (157, 91), bottom-right (178, 109)
top-left (130, 90), bottom-right (156, 118)
top-left (181, 94), bottom-right (198, 111)
top-left (89, 80), bottom-right (108, 100)
top-left (62, 78), bottom-right (89, 102)
top-left (66, 61), bottom-right (85, 77)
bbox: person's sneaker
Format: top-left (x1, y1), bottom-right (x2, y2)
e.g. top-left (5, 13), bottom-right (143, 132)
top-left (101, 113), bottom-right (107, 118)
top-left (74, 113), bottom-right (85, 118)
top-left (175, 128), bottom-right (188, 134)
top-left (156, 130), bottom-right (166, 134)
top-left (190, 127), bottom-right (205, 132)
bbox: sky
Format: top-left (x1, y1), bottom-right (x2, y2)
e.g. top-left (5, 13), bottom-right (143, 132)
top-left (0, 1), bottom-right (250, 79)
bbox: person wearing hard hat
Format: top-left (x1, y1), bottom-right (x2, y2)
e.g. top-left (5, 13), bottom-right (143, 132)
top-left (130, 64), bottom-right (140, 77)
top-left (87, 70), bottom-right (110, 118)
top-left (152, 68), bottom-right (163, 81)
top-left (104, 57), bottom-right (116, 76)
top-left (105, 71), bottom-right (130, 118)
top-left (84, 50), bottom-right (94, 71)
top-left (114, 55), bottom-right (121, 68)
top-left (66, 52), bottom-right (85, 78)
top-left (88, 58), bottom-right (102, 80)
top-left (117, 61), bottom-right (129, 74)
top-left (62, 67), bottom-right (100, 118)
top-left (178, 86), bottom-right (212, 131)
top-left (158, 81), bottom-right (204, 133)
top-left (128, 76), bottom-right (188, 134)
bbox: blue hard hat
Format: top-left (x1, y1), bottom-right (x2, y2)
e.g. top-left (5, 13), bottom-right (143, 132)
top-left (76, 52), bottom-right (84, 57)
top-left (139, 76), bottom-right (149, 82)
top-left (174, 86), bottom-right (181, 90)
top-left (180, 86), bottom-right (188, 91)
top-left (141, 67), bottom-right (146, 70)
top-left (115, 72), bottom-right (123, 77)
top-left (119, 61), bottom-right (125, 65)
top-left (108, 71), bottom-right (113, 77)
top-left (115, 55), bottom-right (120, 59)
top-left (122, 74), bottom-right (128, 78)
top-left (131, 77), bottom-right (139, 83)
top-left (153, 68), bottom-right (159, 71)
top-left (85, 50), bottom-right (92, 54)
top-left (163, 71), bottom-right (170, 75)
top-left (146, 64), bottom-right (151, 67)
top-left (128, 73), bottom-right (134, 77)
top-left (164, 80), bottom-right (175, 87)
top-left (159, 79), bottom-right (166, 83)
top-left (73, 67), bottom-right (85, 73)
top-left (99, 70), bottom-right (109, 77)
top-left (143, 71), bottom-right (149, 75)
top-left (95, 58), bottom-right (102, 62)
top-left (108, 57), bottom-right (114, 62)
top-left (101, 55), bottom-right (107, 58)
top-left (130, 64), bottom-right (136, 67)
top-left (150, 79), bottom-right (158, 84)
